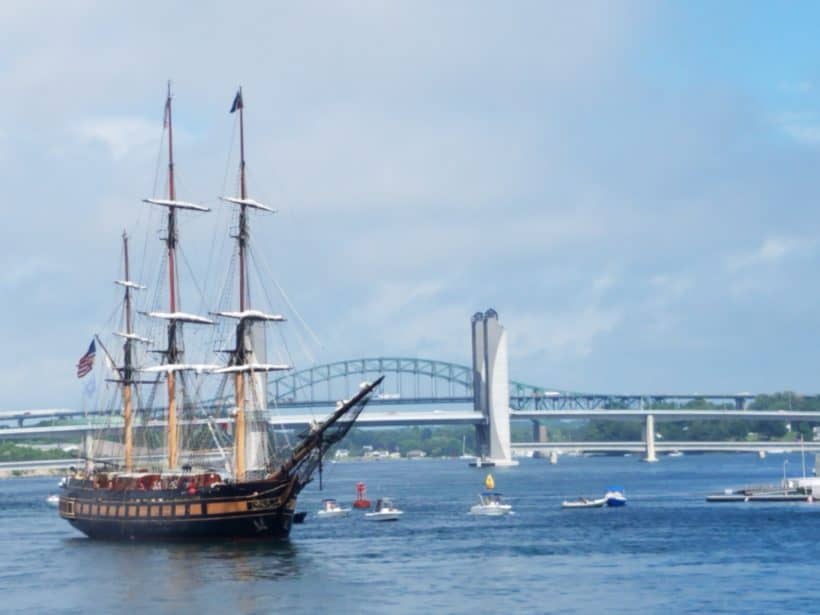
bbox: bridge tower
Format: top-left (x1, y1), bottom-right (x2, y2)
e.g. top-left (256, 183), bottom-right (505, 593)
top-left (471, 309), bottom-right (517, 466)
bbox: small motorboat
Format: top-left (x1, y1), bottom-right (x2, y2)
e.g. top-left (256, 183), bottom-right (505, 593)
top-left (364, 498), bottom-right (403, 521)
top-left (46, 494), bottom-right (60, 507)
top-left (353, 482), bottom-right (371, 509)
top-left (605, 487), bottom-right (627, 507)
top-left (561, 496), bottom-right (606, 509)
top-left (469, 492), bottom-right (513, 516)
top-left (316, 498), bottom-right (350, 518)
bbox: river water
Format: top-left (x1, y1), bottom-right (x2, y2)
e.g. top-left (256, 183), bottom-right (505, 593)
top-left (2, 453), bottom-right (819, 614)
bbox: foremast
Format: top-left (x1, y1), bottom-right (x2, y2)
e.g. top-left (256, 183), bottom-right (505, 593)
top-left (218, 88), bottom-right (287, 482)
top-left (115, 232), bottom-right (142, 471)
top-left (143, 82), bottom-right (213, 471)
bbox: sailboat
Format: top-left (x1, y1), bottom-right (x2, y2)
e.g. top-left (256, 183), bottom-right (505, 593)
top-left (58, 85), bottom-right (382, 540)
top-left (458, 434), bottom-right (473, 460)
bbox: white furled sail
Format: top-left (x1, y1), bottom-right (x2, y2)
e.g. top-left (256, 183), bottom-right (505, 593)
top-left (142, 198), bottom-right (210, 212)
top-left (220, 196), bottom-right (276, 213)
top-left (215, 309), bottom-right (285, 322)
top-left (212, 363), bottom-right (290, 374)
top-left (113, 331), bottom-right (152, 344)
top-left (146, 311), bottom-right (215, 325)
top-left (114, 280), bottom-right (147, 290)
top-left (140, 364), bottom-right (220, 374)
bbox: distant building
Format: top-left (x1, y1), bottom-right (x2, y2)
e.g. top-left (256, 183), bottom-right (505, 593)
top-left (406, 449), bottom-right (427, 458)
top-left (334, 449), bottom-right (349, 459)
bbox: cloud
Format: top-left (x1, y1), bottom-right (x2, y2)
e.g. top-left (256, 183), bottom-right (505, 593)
top-left (72, 116), bottom-right (161, 160)
top-left (0, 257), bottom-right (67, 289)
top-left (775, 112), bottom-right (820, 145)
top-left (6, 3), bottom-right (820, 405)
top-left (727, 236), bottom-right (813, 272)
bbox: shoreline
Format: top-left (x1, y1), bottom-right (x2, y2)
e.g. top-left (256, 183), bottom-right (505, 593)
top-left (0, 468), bottom-right (67, 479)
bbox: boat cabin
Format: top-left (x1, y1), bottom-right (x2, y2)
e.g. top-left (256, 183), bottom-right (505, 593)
top-left (374, 498), bottom-right (395, 511)
top-left (478, 492), bottom-right (504, 505)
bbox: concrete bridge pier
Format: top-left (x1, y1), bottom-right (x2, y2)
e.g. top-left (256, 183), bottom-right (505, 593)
top-left (471, 309), bottom-right (517, 466)
top-left (643, 414), bottom-right (658, 462)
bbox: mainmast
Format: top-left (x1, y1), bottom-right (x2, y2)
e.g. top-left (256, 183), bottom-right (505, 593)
top-left (143, 82), bottom-right (212, 472)
top-left (164, 82), bottom-right (181, 470)
top-left (235, 87), bottom-right (248, 480)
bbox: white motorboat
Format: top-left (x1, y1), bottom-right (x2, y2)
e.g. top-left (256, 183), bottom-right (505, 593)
top-left (561, 496), bottom-right (606, 509)
top-left (604, 487), bottom-right (627, 507)
top-left (46, 494), bottom-right (60, 507)
top-left (364, 498), bottom-right (403, 521)
top-left (316, 498), bottom-right (350, 518)
top-left (469, 492), bottom-right (513, 516)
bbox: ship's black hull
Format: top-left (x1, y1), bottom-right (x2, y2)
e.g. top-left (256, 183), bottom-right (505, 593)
top-left (66, 509), bottom-right (294, 541)
top-left (60, 478), bottom-right (299, 541)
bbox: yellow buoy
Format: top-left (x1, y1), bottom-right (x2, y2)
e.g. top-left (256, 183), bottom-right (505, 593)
top-left (484, 473), bottom-right (495, 490)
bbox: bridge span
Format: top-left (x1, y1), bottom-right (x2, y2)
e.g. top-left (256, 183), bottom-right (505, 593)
top-left (514, 441), bottom-right (820, 454)
top-left (3, 311), bottom-right (818, 465)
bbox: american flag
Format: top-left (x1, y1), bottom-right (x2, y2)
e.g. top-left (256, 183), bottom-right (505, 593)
top-left (76, 340), bottom-right (96, 378)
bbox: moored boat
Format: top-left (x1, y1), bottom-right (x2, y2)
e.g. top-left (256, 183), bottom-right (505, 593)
top-left (469, 492), bottom-right (512, 515)
top-left (316, 498), bottom-right (350, 518)
top-left (364, 498), bottom-right (403, 521)
top-left (561, 496), bottom-right (606, 509)
top-left (604, 487), bottom-right (627, 507)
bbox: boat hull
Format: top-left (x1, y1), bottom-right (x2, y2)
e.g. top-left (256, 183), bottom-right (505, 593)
top-left (364, 511), bottom-right (403, 521)
top-left (469, 505), bottom-right (512, 516)
top-left (561, 498), bottom-right (606, 509)
top-left (65, 509), bottom-right (294, 540)
top-left (59, 479), bottom-right (299, 541)
top-left (316, 509), bottom-right (350, 518)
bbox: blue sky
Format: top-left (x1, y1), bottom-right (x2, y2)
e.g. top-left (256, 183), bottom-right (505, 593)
top-left (3, 2), bottom-right (820, 408)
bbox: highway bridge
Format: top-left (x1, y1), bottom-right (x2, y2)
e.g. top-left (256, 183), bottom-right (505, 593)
top-left (2, 311), bottom-right (817, 465)
top-left (514, 441), bottom-right (820, 454)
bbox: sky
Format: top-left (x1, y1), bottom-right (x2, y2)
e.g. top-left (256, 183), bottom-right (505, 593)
top-left (3, 1), bottom-right (820, 408)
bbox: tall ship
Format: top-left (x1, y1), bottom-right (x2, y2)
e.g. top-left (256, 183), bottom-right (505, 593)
top-left (58, 85), bottom-right (381, 540)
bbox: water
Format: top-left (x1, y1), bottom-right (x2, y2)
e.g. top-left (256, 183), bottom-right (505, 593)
top-left (2, 453), bottom-right (819, 614)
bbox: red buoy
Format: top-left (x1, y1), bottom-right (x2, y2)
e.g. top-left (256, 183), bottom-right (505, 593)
top-left (353, 481), bottom-right (371, 509)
